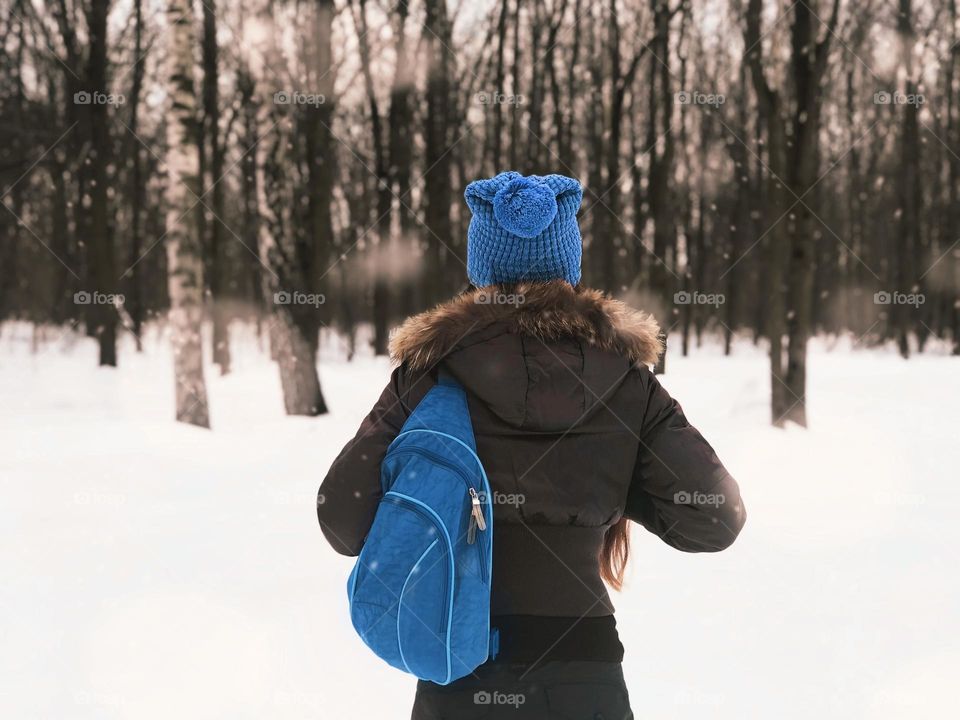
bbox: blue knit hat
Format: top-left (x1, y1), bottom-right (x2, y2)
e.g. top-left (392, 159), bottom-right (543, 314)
top-left (464, 171), bottom-right (584, 287)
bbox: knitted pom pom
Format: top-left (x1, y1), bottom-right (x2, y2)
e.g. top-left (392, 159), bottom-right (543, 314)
top-left (493, 176), bottom-right (559, 238)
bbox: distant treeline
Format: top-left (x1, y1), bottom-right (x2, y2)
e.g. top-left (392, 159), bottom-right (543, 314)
top-left (0, 0), bottom-right (957, 426)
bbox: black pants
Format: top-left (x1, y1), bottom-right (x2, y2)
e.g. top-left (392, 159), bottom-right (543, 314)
top-left (411, 660), bottom-right (633, 720)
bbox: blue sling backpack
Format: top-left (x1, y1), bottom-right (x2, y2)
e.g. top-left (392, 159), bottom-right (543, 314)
top-left (346, 370), bottom-right (496, 684)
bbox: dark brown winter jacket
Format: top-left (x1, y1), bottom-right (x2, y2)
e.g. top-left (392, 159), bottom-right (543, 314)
top-left (317, 281), bottom-right (745, 618)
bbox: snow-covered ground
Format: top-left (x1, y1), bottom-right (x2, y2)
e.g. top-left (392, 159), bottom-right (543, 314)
top-left (2, 322), bottom-right (958, 719)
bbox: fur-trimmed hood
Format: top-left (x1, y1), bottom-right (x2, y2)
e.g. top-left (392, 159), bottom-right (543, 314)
top-left (390, 281), bottom-right (663, 371)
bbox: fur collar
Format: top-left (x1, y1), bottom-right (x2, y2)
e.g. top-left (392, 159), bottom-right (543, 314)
top-left (390, 281), bottom-right (663, 370)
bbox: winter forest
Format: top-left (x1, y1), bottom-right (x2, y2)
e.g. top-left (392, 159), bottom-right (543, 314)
top-left (3, 0), bottom-right (958, 428)
top-left (3, 1), bottom-right (960, 718)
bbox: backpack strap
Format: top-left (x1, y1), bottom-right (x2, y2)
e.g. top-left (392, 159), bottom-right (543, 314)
top-left (435, 365), bottom-right (460, 388)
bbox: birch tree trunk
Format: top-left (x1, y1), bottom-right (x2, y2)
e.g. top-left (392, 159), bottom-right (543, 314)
top-left (253, 1), bottom-right (328, 416)
top-left (165, 0), bottom-right (210, 428)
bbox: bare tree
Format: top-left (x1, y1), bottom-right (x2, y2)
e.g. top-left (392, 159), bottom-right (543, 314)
top-left (422, 0), bottom-right (455, 301)
top-left (948, 0), bottom-right (960, 354)
top-left (164, 0), bottom-right (210, 427)
top-left (895, 0), bottom-right (921, 358)
top-left (85, 0), bottom-right (118, 366)
top-left (124, 0), bottom-right (147, 350)
top-left (352, 0), bottom-right (391, 355)
top-left (254, 1), bottom-right (329, 416)
top-left (388, 0), bottom-right (418, 316)
top-left (744, 0), bottom-right (839, 427)
top-left (202, 0), bottom-right (230, 373)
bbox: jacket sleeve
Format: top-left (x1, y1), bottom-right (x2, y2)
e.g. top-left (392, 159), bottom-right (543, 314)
top-left (624, 371), bottom-right (746, 552)
top-left (317, 366), bottom-right (430, 556)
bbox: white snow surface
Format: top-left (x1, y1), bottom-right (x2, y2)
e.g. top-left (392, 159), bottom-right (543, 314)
top-left (2, 323), bottom-right (958, 719)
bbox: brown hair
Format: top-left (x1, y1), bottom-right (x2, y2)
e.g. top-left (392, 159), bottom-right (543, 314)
top-left (600, 517), bottom-right (631, 591)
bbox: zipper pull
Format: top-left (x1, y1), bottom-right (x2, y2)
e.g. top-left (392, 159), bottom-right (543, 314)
top-left (469, 487), bottom-right (487, 532)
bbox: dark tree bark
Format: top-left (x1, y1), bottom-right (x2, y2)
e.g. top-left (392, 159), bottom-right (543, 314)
top-left (781, 0), bottom-right (840, 426)
top-left (510, 0), bottom-right (522, 169)
top-left (125, 0), bottom-right (146, 350)
top-left (488, 0), bottom-right (510, 172)
top-left (303, 0), bottom-right (337, 349)
top-left (202, 0), bottom-right (230, 373)
top-left (236, 63), bottom-right (262, 326)
top-left (947, 0), bottom-right (960, 354)
top-left (629, 101), bottom-right (646, 280)
top-left (646, 0), bottom-right (679, 373)
top-left (724, 59), bottom-right (754, 356)
top-left (422, 0), bottom-right (454, 302)
top-left (745, 0), bottom-right (790, 425)
top-left (544, 0), bottom-right (569, 172)
top-left (255, 0), bottom-right (329, 416)
top-left (844, 47), bottom-right (866, 335)
top-left (895, 0), bottom-right (920, 358)
top-left (85, 0), bottom-right (117, 366)
top-left (0, 6), bottom-right (27, 321)
top-left (387, 0), bottom-right (418, 316)
top-left (353, 0), bottom-right (392, 355)
top-left (584, 8), bottom-right (604, 284)
top-left (562, 0), bottom-right (583, 171)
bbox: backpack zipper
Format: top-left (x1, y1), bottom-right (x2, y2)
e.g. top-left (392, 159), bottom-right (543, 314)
top-left (383, 447), bottom-right (477, 494)
top-left (467, 487), bottom-right (487, 547)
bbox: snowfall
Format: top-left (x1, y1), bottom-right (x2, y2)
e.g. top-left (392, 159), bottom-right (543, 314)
top-left (1, 321), bottom-right (958, 720)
